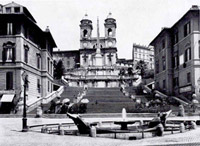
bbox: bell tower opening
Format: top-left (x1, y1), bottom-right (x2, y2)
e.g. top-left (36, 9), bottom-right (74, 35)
top-left (108, 28), bottom-right (112, 36)
top-left (83, 29), bottom-right (88, 37)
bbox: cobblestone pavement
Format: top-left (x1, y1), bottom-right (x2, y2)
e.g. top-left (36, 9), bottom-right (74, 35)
top-left (0, 117), bottom-right (200, 146)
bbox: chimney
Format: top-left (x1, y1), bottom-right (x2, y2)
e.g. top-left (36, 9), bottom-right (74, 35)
top-left (45, 26), bottom-right (50, 32)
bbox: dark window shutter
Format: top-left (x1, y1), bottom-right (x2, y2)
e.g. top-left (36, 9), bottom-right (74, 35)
top-left (12, 47), bottom-right (15, 62)
top-left (2, 48), bottom-right (6, 62)
top-left (184, 50), bottom-right (187, 62)
top-left (6, 72), bottom-right (13, 90)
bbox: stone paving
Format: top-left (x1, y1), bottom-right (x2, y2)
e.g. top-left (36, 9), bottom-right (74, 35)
top-left (0, 117), bottom-right (200, 146)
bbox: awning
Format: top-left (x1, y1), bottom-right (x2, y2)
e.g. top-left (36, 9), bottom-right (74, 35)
top-left (0, 94), bottom-right (15, 102)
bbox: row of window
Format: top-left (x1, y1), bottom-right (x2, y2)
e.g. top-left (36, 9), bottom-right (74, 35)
top-left (5, 72), bottom-right (42, 93)
top-left (4, 7), bottom-right (21, 13)
top-left (172, 47), bottom-right (191, 68)
top-left (2, 42), bottom-right (53, 75)
top-left (174, 22), bottom-right (191, 44)
top-left (134, 53), bottom-right (150, 60)
top-left (156, 47), bottom-right (192, 74)
top-left (156, 22), bottom-right (191, 55)
top-left (155, 57), bottom-right (165, 73)
top-left (134, 48), bottom-right (153, 54)
top-left (157, 72), bottom-right (191, 90)
top-left (6, 71), bottom-right (54, 94)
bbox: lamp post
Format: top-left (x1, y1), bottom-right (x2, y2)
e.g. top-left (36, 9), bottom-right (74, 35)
top-left (22, 71), bottom-right (29, 132)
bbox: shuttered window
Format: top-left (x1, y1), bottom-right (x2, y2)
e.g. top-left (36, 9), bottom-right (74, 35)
top-left (6, 72), bottom-right (13, 90)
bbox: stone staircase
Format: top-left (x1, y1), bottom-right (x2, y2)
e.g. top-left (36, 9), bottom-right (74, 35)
top-left (82, 87), bottom-right (144, 113)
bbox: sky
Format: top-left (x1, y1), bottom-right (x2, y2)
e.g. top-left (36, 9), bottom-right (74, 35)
top-left (2, 0), bottom-right (200, 59)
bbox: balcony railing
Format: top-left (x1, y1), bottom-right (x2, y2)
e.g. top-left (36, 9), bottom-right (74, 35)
top-left (26, 86), bottom-right (64, 113)
top-left (64, 74), bottom-right (139, 80)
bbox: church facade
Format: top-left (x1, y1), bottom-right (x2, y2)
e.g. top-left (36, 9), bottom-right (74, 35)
top-left (53, 13), bottom-right (136, 88)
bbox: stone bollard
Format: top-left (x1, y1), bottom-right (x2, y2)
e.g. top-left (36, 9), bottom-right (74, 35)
top-left (36, 106), bottom-right (42, 118)
top-left (58, 124), bottom-right (64, 135)
top-left (90, 126), bottom-right (96, 137)
top-left (190, 121), bottom-right (197, 129)
top-left (41, 125), bottom-right (47, 133)
top-left (98, 121), bottom-right (102, 127)
top-left (178, 105), bottom-right (185, 117)
top-left (179, 123), bottom-right (185, 133)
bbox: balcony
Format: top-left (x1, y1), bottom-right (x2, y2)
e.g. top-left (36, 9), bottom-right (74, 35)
top-left (64, 74), bottom-right (138, 81)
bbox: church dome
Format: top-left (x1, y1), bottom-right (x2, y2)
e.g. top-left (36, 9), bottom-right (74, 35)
top-left (82, 13), bottom-right (91, 21)
top-left (81, 13), bottom-right (92, 24)
top-left (106, 12), bottom-right (115, 20)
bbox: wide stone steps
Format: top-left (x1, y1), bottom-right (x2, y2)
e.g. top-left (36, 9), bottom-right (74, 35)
top-left (82, 87), bottom-right (140, 113)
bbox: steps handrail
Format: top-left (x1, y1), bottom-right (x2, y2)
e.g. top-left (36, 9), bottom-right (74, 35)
top-left (27, 86), bottom-right (64, 112)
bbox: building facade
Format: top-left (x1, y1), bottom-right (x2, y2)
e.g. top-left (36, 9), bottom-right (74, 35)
top-left (53, 13), bottom-right (136, 88)
top-left (150, 5), bottom-right (200, 101)
top-left (132, 43), bottom-right (154, 69)
top-left (0, 2), bottom-right (57, 113)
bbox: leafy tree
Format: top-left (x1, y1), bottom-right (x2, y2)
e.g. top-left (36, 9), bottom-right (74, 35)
top-left (119, 68), bottom-right (125, 76)
top-left (127, 67), bottom-right (133, 76)
top-left (54, 59), bottom-right (65, 79)
top-left (135, 60), bottom-right (148, 79)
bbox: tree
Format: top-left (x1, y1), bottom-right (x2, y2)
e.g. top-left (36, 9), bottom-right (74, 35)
top-left (54, 60), bottom-right (65, 79)
top-left (119, 68), bottom-right (125, 76)
top-left (135, 60), bottom-right (148, 79)
top-left (127, 67), bottom-right (133, 76)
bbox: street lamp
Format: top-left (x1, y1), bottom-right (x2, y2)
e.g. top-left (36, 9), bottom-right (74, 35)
top-left (22, 71), bottom-right (29, 132)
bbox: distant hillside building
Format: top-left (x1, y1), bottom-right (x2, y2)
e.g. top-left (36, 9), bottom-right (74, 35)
top-left (0, 2), bottom-right (57, 113)
top-left (53, 13), bottom-right (136, 88)
top-left (132, 43), bottom-right (154, 69)
top-left (150, 5), bottom-right (200, 101)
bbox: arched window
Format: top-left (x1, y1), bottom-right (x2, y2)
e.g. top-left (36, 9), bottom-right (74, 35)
top-left (2, 41), bottom-right (15, 62)
top-left (108, 28), bottom-right (112, 36)
top-left (83, 29), bottom-right (88, 37)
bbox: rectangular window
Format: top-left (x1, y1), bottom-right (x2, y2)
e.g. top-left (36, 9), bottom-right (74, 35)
top-left (163, 80), bottom-right (166, 89)
top-left (173, 77), bottom-right (179, 87)
top-left (7, 48), bottom-right (13, 60)
top-left (184, 48), bottom-right (191, 62)
top-left (156, 60), bottom-right (159, 73)
top-left (184, 22), bottom-right (190, 37)
top-left (6, 72), bottom-right (13, 90)
top-left (174, 32), bottom-right (179, 44)
top-left (37, 54), bottom-right (41, 69)
top-left (162, 57), bottom-right (166, 70)
top-left (187, 72), bottom-right (191, 83)
top-left (162, 39), bottom-right (165, 49)
top-left (199, 41), bottom-right (200, 58)
top-left (6, 7), bottom-right (11, 13)
top-left (48, 81), bottom-right (50, 92)
top-left (37, 79), bottom-right (41, 93)
top-left (47, 58), bottom-right (50, 72)
top-left (14, 7), bottom-right (20, 13)
top-left (173, 55), bottom-right (179, 68)
top-left (24, 48), bottom-right (28, 63)
top-left (50, 62), bottom-right (53, 75)
top-left (7, 23), bottom-right (13, 35)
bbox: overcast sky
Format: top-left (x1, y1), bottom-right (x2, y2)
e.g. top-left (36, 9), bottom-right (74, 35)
top-left (2, 0), bottom-right (200, 59)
